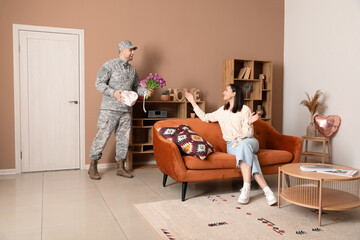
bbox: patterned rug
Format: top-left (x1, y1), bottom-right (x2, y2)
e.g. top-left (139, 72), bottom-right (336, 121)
top-left (135, 189), bottom-right (360, 240)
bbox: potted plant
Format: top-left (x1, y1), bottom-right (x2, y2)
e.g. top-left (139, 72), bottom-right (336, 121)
top-left (300, 90), bottom-right (324, 136)
top-left (161, 89), bottom-right (169, 101)
top-left (190, 109), bottom-right (196, 118)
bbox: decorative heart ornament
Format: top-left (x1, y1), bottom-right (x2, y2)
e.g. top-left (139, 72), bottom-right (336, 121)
top-left (121, 90), bottom-right (138, 106)
top-left (314, 115), bottom-right (341, 137)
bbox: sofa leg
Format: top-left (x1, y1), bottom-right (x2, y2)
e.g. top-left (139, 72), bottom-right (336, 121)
top-left (163, 173), bottom-right (168, 187)
top-left (181, 182), bottom-right (188, 202)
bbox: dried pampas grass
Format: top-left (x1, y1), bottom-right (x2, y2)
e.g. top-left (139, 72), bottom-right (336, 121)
top-left (300, 90), bottom-right (324, 123)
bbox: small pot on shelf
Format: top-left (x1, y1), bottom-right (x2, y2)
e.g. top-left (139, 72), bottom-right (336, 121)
top-left (161, 90), bottom-right (169, 101)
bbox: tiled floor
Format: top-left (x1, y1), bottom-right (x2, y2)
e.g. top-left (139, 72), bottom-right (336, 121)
top-left (0, 168), bottom-right (277, 240)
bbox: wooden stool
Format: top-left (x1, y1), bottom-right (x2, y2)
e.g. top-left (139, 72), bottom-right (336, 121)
top-left (302, 136), bottom-right (332, 164)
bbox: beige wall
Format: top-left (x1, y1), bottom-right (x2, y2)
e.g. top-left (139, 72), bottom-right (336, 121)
top-left (0, 0), bottom-right (284, 169)
top-left (284, 0), bottom-right (360, 169)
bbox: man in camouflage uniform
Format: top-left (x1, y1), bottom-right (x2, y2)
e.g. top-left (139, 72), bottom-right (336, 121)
top-left (89, 40), bottom-right (152, 180)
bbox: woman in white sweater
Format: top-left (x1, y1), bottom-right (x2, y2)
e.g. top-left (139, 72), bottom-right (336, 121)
top-left (184, 84), bottom-right (277, 206)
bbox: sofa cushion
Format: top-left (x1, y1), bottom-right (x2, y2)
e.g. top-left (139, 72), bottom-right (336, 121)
top-left (183, 149), bottom-right (293, 170)
top-left (158, 124), bottom-right (215, 160)
top-left (257, 149), bottom-right (293, 166)
top-left (184, 152), bottom-right (236, 169)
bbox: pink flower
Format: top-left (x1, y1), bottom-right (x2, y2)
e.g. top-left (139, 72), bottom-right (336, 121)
top-left (140, 79), bottom-right (147, 88)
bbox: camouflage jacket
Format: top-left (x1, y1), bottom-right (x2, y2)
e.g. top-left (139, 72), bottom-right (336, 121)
top-left (95, 58), bottom-right (147, 112)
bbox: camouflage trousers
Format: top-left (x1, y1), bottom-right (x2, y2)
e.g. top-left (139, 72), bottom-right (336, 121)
top-left (89, 110), bottom-right (131, 162)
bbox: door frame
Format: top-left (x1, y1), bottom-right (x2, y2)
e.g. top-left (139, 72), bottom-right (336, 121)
top-left (13, 24), bottom-right (86, 173)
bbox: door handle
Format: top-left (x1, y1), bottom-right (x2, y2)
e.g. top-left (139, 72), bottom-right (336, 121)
top-left (68, 100), bottom-right (78, 104)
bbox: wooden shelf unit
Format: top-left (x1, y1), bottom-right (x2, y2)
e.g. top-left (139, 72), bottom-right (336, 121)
top-left (223, 59), bottom-right (273, 124)
top-left (127, 100), bottom-right (205, 171)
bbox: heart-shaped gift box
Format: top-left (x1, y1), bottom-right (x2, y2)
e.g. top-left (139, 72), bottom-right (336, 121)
top-left (121, 90), bottom-right (138, 107)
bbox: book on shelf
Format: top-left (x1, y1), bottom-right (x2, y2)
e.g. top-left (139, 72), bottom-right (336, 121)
top-left (238, 68), bottom-right (247, 79)
top-left (299, 165), bottom-right (335, 172)
top-left (317, 169), bottom-right (358, 177)
top-left (243, 67), bottom-right (251, 79)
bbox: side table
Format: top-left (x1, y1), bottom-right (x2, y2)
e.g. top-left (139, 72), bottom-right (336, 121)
top-left (302, 136), bottom-right (332, 164)
top-left (278, 163), bottom-right (360, 226)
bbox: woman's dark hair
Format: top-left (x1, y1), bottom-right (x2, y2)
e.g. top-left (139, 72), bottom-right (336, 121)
top-left (224, 84), bottom-right (244, 113)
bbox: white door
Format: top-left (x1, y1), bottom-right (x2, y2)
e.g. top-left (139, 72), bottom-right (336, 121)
top-left (19, 30), bottom-right (80, 172)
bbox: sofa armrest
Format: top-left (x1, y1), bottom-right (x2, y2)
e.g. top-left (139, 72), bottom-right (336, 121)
top-left (254, 121), bottom-right (302, 164)
top-left (153, 127), bottom-right (188, 182)
top-left (265, 131), bottom-right (303, 164)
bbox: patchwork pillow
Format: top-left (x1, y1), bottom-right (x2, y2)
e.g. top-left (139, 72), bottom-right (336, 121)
top-left (174, 129), bottom-right (215, 160)
top-left (157, 125), bottom-right (215, 160)
top-left (157, 124), bottom-right (190, 143)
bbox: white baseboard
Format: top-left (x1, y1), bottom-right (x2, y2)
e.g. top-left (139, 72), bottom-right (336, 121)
top-left (0, 163), bottom-right (116, 175)
top-left (85, 162), bottom-right (117, 169)
top-left (1, 161), bottom-right (151, 175)
top-left (85, 161), bottom-right (145, 169)
top-left (135, 160), bottom-right (157, 165)
top-left (0, 169), bottom-right (17, 175)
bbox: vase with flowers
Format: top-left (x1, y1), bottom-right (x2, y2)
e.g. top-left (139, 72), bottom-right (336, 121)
top-left (300, 90), bottom-right (324, 136)
top-left (140, 73), bottom-right (166, 99)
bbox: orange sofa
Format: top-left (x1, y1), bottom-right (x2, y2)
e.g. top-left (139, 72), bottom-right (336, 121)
top-left (153, 118), bottom-right (303, 201)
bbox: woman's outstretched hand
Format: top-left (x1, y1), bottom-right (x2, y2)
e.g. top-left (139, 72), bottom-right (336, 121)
top-left (184, 89), bottom-right (195, 103)
top-left (184, 89), bottom-right (199, 109)
top-left (248, 112), bottom-right (261, 125)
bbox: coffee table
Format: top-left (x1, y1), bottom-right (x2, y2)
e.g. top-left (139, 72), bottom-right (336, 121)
top-left (278, 163), bottom-right (360, 226)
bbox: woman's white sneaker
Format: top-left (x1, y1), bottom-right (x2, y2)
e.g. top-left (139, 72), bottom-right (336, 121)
top-left (238, 187), bottom-right (250, 204)
top-left (265, 191), bottom-right (277, 206)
